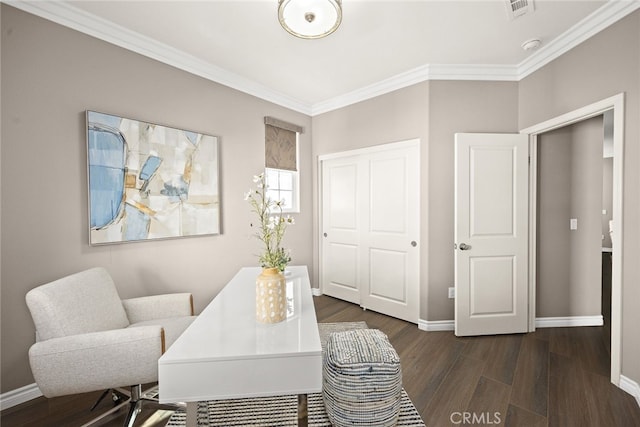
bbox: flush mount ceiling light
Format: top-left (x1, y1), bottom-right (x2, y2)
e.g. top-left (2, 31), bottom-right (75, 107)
top-left (278, 0), bottom-right (342, 39)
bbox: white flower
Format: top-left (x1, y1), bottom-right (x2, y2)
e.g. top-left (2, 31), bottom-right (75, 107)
top-left (285, 215), bottom-right (295, 225)
top-left (245, 172), bottom-right (295, 271)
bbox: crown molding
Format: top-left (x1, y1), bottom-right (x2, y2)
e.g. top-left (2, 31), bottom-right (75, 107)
top-left (311, 63), bottom-right (518, 116)
top-left (311, 64), bottom-right (431, 116)
top-left (5, 0), bottom-right (313, 115)
top-left (516, 0), bottom-right (640, 79)
top-left (314, 0), bottom-right (640, 115)
top-left (6, 0), bottom-right (639, 117)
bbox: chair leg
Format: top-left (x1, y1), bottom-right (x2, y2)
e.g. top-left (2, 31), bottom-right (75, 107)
top-left (90, 389), bottom-right (111, 411)
top-left (123, 385), bottom-right (143, 427)
top-left (122, 384), bottom-right (184, 427)
top-left (79, 396), bottom-right (132, 427)
top-left (79, 384), bottom-right (182, 427)
top-left (90, 388), bottom-right (128, 411)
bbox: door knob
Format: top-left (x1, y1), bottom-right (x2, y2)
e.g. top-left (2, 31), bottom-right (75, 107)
top-left (411, 241), bottom-right (417, 247)
top-left (459, 243), bottom-right (471, 250)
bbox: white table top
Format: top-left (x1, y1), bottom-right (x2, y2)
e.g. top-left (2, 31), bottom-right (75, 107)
top-left (158, 265), bottom-right (322, 403)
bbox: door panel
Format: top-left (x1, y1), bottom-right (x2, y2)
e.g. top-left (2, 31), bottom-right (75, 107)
top-left (455, 133), bottom-right (528, 336)
top-left (469, 256), bottom-right (514, 315)
top-left (329, 165), bottom-right (358, 229)
top-left (369, 248), bottom-right (407, 302)
top-left (370, 157), bottom-right (407, 234)
top-left (471, 148), bottom-right (515, 236)
top-left (327, 243), bottom-right (358, 290)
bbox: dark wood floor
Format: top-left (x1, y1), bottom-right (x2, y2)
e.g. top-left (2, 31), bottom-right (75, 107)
top-left (2, 294), bottom-right (639, 426)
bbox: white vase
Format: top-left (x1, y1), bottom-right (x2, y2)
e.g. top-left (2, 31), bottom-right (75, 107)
top-left (255, 267), bottom-right (287, 323)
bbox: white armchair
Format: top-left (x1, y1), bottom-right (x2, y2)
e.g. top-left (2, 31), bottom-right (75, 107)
top-left (25, 267), bottom-right (196, 427)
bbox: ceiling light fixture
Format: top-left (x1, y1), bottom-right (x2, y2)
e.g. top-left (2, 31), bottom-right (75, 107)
top-left (278, 0), bottom-right (342, 39)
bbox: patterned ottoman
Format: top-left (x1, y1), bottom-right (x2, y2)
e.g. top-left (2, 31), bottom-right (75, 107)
top-left (323, 328), bottom-right (402, 427)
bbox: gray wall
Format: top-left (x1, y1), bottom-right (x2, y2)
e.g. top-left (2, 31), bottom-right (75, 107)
top-left (0, 5), bottom-right (313, 393)
top-left (537, 116), bottom-right (603, 318)
top-left (426, 81), bottom-right (519, 321)
top-left (519, 10), bottom-right (640, 385)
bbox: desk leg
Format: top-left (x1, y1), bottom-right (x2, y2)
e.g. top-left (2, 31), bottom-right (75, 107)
top-left (297, 394), bottom-right (308, 427)
top-left (186, 401), bottom-right (198, 427)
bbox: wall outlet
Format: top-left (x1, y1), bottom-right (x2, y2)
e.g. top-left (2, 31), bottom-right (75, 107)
top-left (448, 287), bottom-right (455, 299)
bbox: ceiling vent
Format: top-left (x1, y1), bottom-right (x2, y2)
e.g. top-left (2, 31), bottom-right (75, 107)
top-left (504, 0), bottom-right (534, 20)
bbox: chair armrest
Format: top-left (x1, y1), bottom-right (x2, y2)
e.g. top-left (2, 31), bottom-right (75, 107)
top-left (122, 293), bottom-right (194, 324)
top-left (29, 326), bottom-right (163, 397)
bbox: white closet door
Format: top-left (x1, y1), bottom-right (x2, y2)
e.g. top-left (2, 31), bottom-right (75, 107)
top-left (320, 140), bottom-right (420, 323)
top-left (320, 155), bottom-right (362, 304)
top-left (360, 143), bottom-right (420, 322)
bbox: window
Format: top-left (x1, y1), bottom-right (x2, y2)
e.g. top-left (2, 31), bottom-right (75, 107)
top-left (265, 167), bottom-right (299, 213)
top-left (264, 116), bottom-right (303, 213)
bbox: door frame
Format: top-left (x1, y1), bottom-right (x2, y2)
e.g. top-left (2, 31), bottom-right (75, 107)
top-left (521, 93), bottom-right (624, 386)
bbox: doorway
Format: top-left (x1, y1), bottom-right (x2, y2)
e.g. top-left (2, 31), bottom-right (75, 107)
top-left (522, 93), bottom-right (624, 386)
top-left (536, 115), bottom-right (605, 327)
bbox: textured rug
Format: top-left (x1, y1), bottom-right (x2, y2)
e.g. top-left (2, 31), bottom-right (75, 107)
top-left (166, 322), bottom-right (425, 426)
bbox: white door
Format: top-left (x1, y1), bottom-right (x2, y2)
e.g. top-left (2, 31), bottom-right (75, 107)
top-left (454, 133), bottom-right (529, 336)
top-left (320, 140), bottom-right (420, 323)
top-left (321, 154), bottom-right (362, 304)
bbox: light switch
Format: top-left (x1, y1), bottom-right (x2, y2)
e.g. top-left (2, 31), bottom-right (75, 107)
top-left (570, 218), bottom-right (578, 230)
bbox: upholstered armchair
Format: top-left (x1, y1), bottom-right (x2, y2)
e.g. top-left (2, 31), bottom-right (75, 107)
top-left (25, 267), bottom-right (196, 426)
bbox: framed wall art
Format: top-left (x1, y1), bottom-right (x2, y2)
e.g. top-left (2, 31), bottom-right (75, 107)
top-left (87, 111), bottom-right (220, 245)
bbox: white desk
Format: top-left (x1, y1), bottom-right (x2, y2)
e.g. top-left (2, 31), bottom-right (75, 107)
top-left (158, 266), bottom-right (322, 425)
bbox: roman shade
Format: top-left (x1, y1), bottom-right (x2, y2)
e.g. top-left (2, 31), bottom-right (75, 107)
top-left (264, 117), bottom-right (303, 171)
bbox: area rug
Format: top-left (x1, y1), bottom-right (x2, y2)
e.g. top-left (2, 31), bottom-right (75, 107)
top-left (166, 322), bottom-right (425, 426)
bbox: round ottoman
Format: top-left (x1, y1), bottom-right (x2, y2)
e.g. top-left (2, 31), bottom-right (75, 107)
top-left (323, 328), bottom-right (402, 427)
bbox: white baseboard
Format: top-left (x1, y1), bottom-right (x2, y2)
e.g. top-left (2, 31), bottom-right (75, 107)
top-left (535, 315), bottom-right (604, 328)
top-left (417, 315), bottom-right (604, 332)
top-left (311, 288), bottom-right (323, 297)
top-left (418, 319), bottom-right (454, 331)
top-left (0, 383), bottom-right (42, 411)
top-left (620, 375), bottom-right (640, 408)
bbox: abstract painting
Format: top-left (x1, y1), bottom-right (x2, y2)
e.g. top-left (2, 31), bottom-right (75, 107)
top-left (87, 111), bottom-right (220, 244)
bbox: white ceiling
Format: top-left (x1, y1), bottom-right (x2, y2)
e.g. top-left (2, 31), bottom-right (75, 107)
top-left (10, 0), bottom-right (640, 115)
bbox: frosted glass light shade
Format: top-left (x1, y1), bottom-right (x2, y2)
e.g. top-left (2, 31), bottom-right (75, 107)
top-left (278, 0), bottom-right (342, 39)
